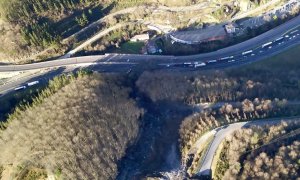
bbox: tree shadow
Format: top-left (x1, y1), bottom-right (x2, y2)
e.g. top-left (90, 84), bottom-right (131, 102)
top-left (116, 88), bottom-right (194, 179)
top-left (53, 1), bottom-right (116, 39)
top-left (0, 67), bottom-right (67, 122)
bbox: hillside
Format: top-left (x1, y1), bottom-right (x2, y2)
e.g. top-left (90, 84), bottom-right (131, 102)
top-left (0, 0), bottom-right (187, 62)
top-left (135, 45), bottom-right (300, 178)
top-left (0, 73), bottom-right (143, 179)
top-left (1, 45), bottom-right (300, 179)
top-left (0, 0), bottom-right (280, 63)
top-left (216, 122), bottom-right (300, 180)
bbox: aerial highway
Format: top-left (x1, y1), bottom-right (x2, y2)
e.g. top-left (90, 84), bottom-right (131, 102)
top-left (0, 15), bottom-right (299, 73)
top-left (0, 15), bottom-right (299, 97)
top-left (0, 63), bottom-right (137, 97)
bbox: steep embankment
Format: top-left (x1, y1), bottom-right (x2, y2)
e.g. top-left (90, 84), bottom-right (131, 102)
top-left (0, 73), bottom-right (143, 179)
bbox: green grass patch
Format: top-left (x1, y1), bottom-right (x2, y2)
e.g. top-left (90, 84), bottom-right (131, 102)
top-left (214, 141), bottom-right (230, 180)
top-left (236, 45), bottom-right (300, 71)
top-left (112, 41), bottom-right (144, 54)
top-left (189, 135), bottom-right (214, 176)
top-left (227, 44), bottom-right (300, 82)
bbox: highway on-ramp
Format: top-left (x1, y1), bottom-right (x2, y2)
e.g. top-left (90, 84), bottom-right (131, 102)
top-left (197, 117), bottom-right (300, 177)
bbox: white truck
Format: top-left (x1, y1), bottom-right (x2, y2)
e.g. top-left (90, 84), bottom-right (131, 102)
top-left (27, 81), bottom-right (39, 86)
top-left (242, 50), bottom-right (253, 56)
top-left (262, 42), bottom-right (273, 48)
top-left (220, 56), bottom-right (234, 61)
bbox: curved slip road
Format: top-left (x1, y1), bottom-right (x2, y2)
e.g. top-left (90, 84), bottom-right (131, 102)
top-left (198, 116), bottom-right (300, 176)
top-left (62, 23), bottom-right (132, 58)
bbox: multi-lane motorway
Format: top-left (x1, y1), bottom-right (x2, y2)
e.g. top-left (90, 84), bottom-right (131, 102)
top-left (0, 15), bottom-right (300, 73)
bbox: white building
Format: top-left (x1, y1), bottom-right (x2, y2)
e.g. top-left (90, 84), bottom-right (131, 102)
top-left (130, 34), bottom-right (149, 42)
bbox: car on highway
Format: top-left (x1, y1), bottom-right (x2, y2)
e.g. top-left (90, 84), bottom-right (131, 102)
top-left (194, 62), bottom-right (206, 68)
top-left (290, 29), bottom-right (299, 34)
top-left (242, 50), bottom-right (253, 56)
top-left (182, 62), bottom-right (194, 67)
top-left (220, 56), bottom-right (234, 61)
top-left (274, 36), bottom-right (284, 42)
top-left (14, 86), bottom-right (26, 91)
top-left (207, 60), bottom-right (217, 63)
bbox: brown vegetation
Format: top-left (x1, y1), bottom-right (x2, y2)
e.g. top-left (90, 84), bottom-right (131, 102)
top-left (136, 69), bottom-right (300, 106)
top-left (240, 140), bottom-right (300, 179)
top-left (0, 0), bottom-right (212, 62)
top-left (0, 73), bottom-right (143, 179)
top-left (215, 121), bottom-right (300, 180)
top-left (178, 98), bottom-right (296, 157)
top-left (136, 65), bottom-right (300, 167)
top-left (80, 24), bottom-right (147, 55)
top-left (179, 113), bottom-right (219, 157)
top-left (136, 71), bottom-right (192, 102)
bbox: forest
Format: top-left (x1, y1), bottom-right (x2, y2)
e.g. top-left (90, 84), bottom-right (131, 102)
top-left (135, 45), bottom-right (300, 178)
top-left (0, 0), bottom-right (205, 62)
top-left (215, 121), bottom-right (300, 180)
top-left (0, 0), bottom-right (289, 62)
top-left (0, 0), bottom-right (149, 62)
top-left (178, 97), bottom-right (300, 170)
top-left (78, 23), bottom-right (147, 56)
top-left (0, 72), bottom-right (143, 179)
top-left (0, 37), bottom-right (300, 180)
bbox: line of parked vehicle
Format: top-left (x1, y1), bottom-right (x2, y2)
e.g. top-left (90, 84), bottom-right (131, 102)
top-left (164, 29), bottom-right (300, 69)
top-left (14, 81), bottom-right (39, 91)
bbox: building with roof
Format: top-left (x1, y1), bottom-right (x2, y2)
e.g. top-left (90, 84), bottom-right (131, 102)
top-left (130, 34), bottom-right (149, 42)
top-left (224, 23), bottom-right (237, 34)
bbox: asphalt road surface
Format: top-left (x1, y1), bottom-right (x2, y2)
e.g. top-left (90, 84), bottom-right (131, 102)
top-left (0, 15), bottom-right (299, 72)
top-left (0, 63), bottom-right (137, 97)
top-left (198, 117), bottom-right (300, 177)
top-left (0, 16), bottom-right (299, 98)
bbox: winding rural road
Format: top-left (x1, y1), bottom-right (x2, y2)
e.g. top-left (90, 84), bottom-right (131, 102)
top-left (197, 116), bottom-right (300, 177)
top-left (62, 22), bottom-right (132, 58)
